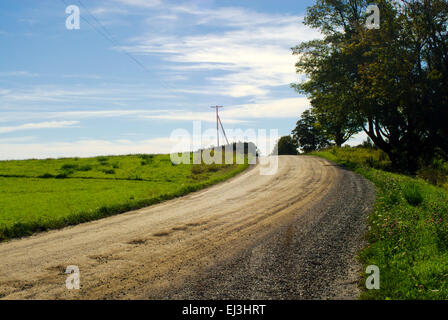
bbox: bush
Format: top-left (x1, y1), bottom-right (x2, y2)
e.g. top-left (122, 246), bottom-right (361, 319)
top-left (191, 165), bottom-right (206, 175)
top-left (39, 173), bottom-right (54, 178)
top-left (97, 156), bottom-right (109, 165)
top-left (61, 164), bottom-right (78, 170)
top-left (77, 165), bottom-right (92, 172)
top-left (403, 184), bottom-right (424, 206)
top-left (55, 172), bottom-right (69, 179)
top-left (140, 155), bottom-right (154, 166)
top-left (417, 158), bottom-right (448, 187)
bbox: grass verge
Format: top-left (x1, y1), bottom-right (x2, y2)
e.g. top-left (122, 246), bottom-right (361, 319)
top-left (312, 147), bottom-right (448, 300)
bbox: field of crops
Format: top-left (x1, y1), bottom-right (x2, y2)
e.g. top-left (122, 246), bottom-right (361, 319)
top-left (0, 153), bottom-right (249, 241)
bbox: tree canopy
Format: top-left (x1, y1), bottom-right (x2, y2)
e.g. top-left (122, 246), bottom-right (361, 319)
top-left (292, 0), bottom-right (448, 173)
top-left (273, 136), bottom-right (298, 155)
top-left (292, 109), bottom-right (330, 153)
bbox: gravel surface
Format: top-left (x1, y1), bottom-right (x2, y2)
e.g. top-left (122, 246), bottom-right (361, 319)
top-left (0, 156), bottom-right (375, 300)
top-left (158, 162), bottom-right (376, 300)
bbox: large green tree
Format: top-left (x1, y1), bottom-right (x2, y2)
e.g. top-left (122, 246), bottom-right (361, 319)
top-left (293, 0), bottom-right (448, 173)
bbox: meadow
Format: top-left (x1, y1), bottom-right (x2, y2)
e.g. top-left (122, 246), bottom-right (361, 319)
top-left (0, 153), bottom-right (249, 241)
top-left (313, 147), bottom-right (448, 300)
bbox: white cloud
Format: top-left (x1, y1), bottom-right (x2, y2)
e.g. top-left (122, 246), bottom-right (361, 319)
top-left (0, 71), bottom-right (38, 77)
top-left (0, 97), bottom-right (310, 126)
top-left (0, 109), bottom-right (174, 124)
top-left (0, 138), bottom-right (173, 160)
top-left (345, 131), bottom-right (369, 147)
top-left (62, 74), bottom-right (104, 79)
top-left (122, 6), bottom-right (321, 98)
top-left (0, 136), bottom-right (36, 143)
top-left (224, 98), bottom-right (310, 119)
top-left (113, 0), bottom-right (161, 8)
top-left (0, 85), bottom-right (178, 105)
top-left (91, 7), bottom-right (129, 15)
top-left (144, 111), bottom-right (248, 124)
top-left (144, 97), bottom-right (310, 122)
top-left (0, 133), bottom-right (280, 160)
top-left (0, 121), bottom-right (79, 134)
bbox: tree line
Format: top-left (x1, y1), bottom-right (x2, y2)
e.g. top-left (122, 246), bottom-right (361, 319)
top-left (279, 0), bottom-right (448, 174)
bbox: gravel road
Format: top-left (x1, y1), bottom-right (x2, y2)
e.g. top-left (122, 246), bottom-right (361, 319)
top-left (0, 156), bottom-right (375, 300)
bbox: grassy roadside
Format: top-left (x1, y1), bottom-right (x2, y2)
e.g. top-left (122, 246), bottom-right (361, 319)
top-left (0, 153), bottom-right (249, 242)
top-left (312, 147), bottom-right (448, 300)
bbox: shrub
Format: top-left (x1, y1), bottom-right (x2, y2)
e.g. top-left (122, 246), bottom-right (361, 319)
top-left (139, 154), bottom-right (154, 166)
top-left (78, 165), bottom-right (92, 172)
top-left (55, 172), bottom-right (69, 179)
top-left (417, 158), bottom-right (448, 187)
top-left (39, 173), bottom-right (54, 178)
top-left (97, 156), bottom-right (109, 165)
top-left (403, 184), bottom-right (424, 206)
top-left (138, 154), bottom-right (154, 161)
top-left (61, 164), bottom-right (78, 170)
top-left (191, 165), bottom-right (206, 175)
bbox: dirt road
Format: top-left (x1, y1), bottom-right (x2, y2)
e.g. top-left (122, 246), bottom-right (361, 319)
top-left (0, 156), bottom-right (375, 300)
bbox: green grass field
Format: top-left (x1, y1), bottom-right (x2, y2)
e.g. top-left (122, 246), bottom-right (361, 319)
top-left (313, 147), bottom-right (448, 300)
top-left (0, 153), bottom-right (249, 241)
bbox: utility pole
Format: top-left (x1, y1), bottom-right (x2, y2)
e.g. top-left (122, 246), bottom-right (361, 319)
top-left (211, 106), bottom-right (224, 147)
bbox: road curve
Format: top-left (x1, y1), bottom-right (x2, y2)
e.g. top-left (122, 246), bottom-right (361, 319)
top-left (0, 156), bottom-right (375, 300)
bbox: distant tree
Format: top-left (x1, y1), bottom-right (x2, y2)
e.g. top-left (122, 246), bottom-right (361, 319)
top-left (292, 109), bottom-right (330, 153)
top-left (273, 136), bottom-right (298, 155)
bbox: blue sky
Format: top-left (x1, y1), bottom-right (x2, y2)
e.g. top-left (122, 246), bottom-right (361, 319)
top-left (0, 0), bottom-right (365, 159)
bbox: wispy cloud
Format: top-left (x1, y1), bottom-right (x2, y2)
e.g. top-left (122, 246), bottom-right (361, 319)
top-left (0, 97), bottom-right (310, 126)
top-left (113, 0), bottom-right (161, 8)
top-left (91, 7), bottom-right (129, 16)
top-left (0, 71), bottom-right (39, 77)
top-left (0, 136), bottom-right (36, 143)
top-left (122, 6), bottom-right (321, 98)
top-left (0, 109), bottom-right (167, 123)
top-left (61, 74), bottom-right (104, 80)
top-left (0, 121), bottom-right (79, 134)
top-left (0, 85), bottom-right (177, 105)
top-left (144, 97), bottom-right (310, 122)
top-left (0, 137), bottom-right (174, 160)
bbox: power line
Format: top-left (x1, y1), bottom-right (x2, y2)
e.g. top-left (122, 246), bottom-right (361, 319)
top-left (60, 0), bottom-right (176, 90)
top-left (77, 0), bottom-right (157, 77)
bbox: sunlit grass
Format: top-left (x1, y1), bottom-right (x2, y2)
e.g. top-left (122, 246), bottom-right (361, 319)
top-left (0, 153), bottom-right (249, 241)
top-left (313, 147), bottom-right (448, 300)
